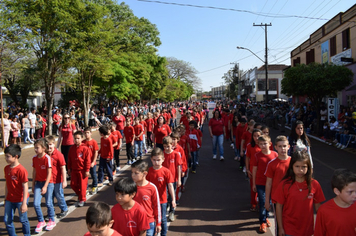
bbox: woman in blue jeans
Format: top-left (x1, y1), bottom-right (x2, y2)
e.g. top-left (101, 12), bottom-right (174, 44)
top-left (208, 110), bottom-right (225, 160)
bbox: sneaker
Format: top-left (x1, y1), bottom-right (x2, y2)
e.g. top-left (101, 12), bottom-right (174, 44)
top-left (259, 223), bottom-right (267, 233)
top-left (220, 156), bottom-right (224, 161)
top-left (230, 143), bottom-right (234, 148)
top-left (234, 156), bottom-right (238, 161)
top-left (250, 205), bottom-right (257, 212)
top-left (35, 221), bottom-right (46, 233)
top-left (191, 170), bottom-right (196, 174)
top-left (57, 210), bottom-right (68, 218)
top-left (116, 166), bottom-right (120, 171)
top-left (337, 143), bottom-right (342, 148)
top-left (333, 139), bottom-right (338, 143)
top-left (90, 187), bottom-right (97, 195)
top-left (196, 162), bottom-right (199, 166)
top-left (213, 155), bottom-right (217, 160)
top-left (168, 212), bottom-right (175, 222)
top-left (266, 219), bottom-right (271, 227)
top-left (45, 220), bottom-right (56, 231)
top-left (341, 145), bottom-right (346, 149)
top-left (242, 167), bottom-right (246, 173)
top-left (77, 201), bottom-right (85, 207)
top-left (145, 149), bottom-right (148, 154)
top-left (97, 183), bottom-right (103, 187)
top-left (108, 181), bottom-right (113, 186)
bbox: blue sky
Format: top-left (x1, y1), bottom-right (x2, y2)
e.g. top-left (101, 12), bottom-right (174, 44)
top-left (122, 0), bottom-right (355, 91)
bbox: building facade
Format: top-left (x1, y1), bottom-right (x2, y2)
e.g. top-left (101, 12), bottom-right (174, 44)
top-left (211, 85), bottom-right (227, 100)
top-left (290, 4), bottom-right (356, 106)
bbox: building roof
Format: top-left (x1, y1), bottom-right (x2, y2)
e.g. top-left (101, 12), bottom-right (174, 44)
top-left (257, 64), bottom-right (289, 71)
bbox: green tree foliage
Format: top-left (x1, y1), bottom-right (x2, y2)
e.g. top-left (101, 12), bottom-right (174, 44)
top-left (282, 63), bottom-right (353, 131)
top-left (222, 64), bottom-right (241, 99)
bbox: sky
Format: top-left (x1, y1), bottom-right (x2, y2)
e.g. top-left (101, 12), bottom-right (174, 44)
top-left (121, 0), bottom-right (355, 91)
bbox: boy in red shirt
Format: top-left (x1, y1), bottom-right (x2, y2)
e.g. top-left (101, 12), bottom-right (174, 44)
top-left (233, 117), bottom-right (247, 161)
top-left (188, 120), bottom-right (202, 173)
top-left (314, 169), bottom-right (356, 236)
top-left (171, 132), bottom-right (187, 199)
top-left (145, 112), bottom-right (154, 149)
top-left (252, 135), bottom-right (278, 233)
top-left (162, 136), bottom-right (182, 222)
top-left (124, 117), bottom-right (135, 165)
top-left (112, 178), bottom-right (150, 236)
top-left (4, 144), bottom-right (30, 236)
top-left (109, 123), bottom-right (122, 172)
top-left (146, 148), bottom-right (176, 236)
top-left (133, 117), bottom-right (144, 160)
top-left (240, 120), bottom-right (255, 171)
top-left (46, 135), bottom-right (68, 218)
top-left (84, 202), bottom-right (122, 236)
top-left (178, 125), bottom-right (190, 168)
top-left (139, 114), bottom-right (148, 153)
top-left (98, 126), bottom-right (114, 186)
top-left (82, 127), bottom-right (99, 194)
top-left (131, 160), bottom-right (161, 236)
top-left (68, 131), bottom-right (91, 207)
top-left (264, 135), bottom-right (290, 234)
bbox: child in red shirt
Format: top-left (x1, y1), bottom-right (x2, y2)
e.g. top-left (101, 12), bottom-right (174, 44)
top-left (146, 148), bottom-right (176, 236)
top-left (82, 127), bottom-right (99, 194)
top-left (162, 136), bottom-right (182, 222)
top-left (240, 120), bottom-right (255, 171)
top-left (187, 120), bottom-right (201, 173)
top-left (264, 135), bottom-right (291, 234)
top-left (178, 125), bottom-right (190, 167)
top-left (32, 139), bottom-right (55, 233)
top-left (252, 135), bottom-right (278, 233)
top-left (98, 126), bottom-right (114, 186)
top-left (112, 178), bottom-right (150, 236)
top-left (171, 132), bottom-right (187, 200)
top-left (145, 112), bottom-right (155, 149)
top-left (275, 151), bottom-right (325, 236)
top-left (84, 202), bottom-right (122, 236)
top-left (139, 114), bottom-right (148, 153)
top-left (124, 117), bottom-right (135, 164)
top-left (4, 144), bottom-right (30, 236)
top-left (133, 117), bottom-right (144, 160)
top-left (46, 135), bottom-right (68, 218)
top-left (68, 131), bottom-right (91, 207)
top-left (109, 123), bottom-right (122, 172)
top-left (131, 160), bottom-right (161, 236)
top-left (314, 169), bottom-right (356, 236)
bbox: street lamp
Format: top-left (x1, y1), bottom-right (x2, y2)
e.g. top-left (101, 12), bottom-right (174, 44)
top-left (237, 46), bottom-right (269, 103)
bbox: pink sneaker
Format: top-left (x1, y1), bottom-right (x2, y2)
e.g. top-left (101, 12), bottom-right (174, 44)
top-left (35, 221), bottom-right (46, 233)
top-left (45, 220), bottom-right (56, 231)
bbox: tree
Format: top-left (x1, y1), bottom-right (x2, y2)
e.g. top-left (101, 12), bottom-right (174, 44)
top-left (222, 64), bottom-right (241, 99)
top-left (166, 57), bottom-right (201, 91)
top-left (282, 63), bottom-right (353, 132)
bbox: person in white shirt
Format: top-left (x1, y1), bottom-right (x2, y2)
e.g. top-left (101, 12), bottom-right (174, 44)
top-left (28, 107), bottom-right (37, 140)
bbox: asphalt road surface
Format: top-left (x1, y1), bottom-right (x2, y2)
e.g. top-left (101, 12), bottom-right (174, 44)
top-left (1, 116), bottom-right (356, 236)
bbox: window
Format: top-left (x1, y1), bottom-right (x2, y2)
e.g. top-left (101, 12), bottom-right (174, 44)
top-left (258, 80), bottom-right (265, 91)
top-left (293, 57), bottom-right (300, 66)
top-left (330, 36), bottom-right (336, 56)
top-left (342, 28), bottom-right (350, 50)
top-left (306, 49), bottom-right (315, 65)
top-left (269, 79), bottom-right (277, 91)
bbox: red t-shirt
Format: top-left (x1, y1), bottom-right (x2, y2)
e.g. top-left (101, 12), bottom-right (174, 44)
top-left (234, 123), bottom-right (248, 147)
top-left (208, 118), bottom-right (224, 136)
top-left (82, 139), bottom-right (99, 163)
top-left (123, 126), bottom-right (135, 143)
top-left (140, 120), bottom-right (147, 133)
top-left (112, 115), bottom-right (126, 131)
top-left (50, 148), bottom-right (66, 183)
top-left (193, 113), bottom-right (200, 124)
top-left (59, 123), bottom-right (76, 146)
top-left (188, 129), bottom-right (202, 152)
top-left (253, 151), bottom-right (278, 186)
top-left (241, 131), bottom-right (252, 150)
top-left (173, 144), bottom-right (187, 173)
top-left (274, 179), bottom-right (325, 236)
top-left (133, 182), bottom-right (161, 226)
top-left (145, 118), bottom-right (154, 132)
top-left (4, 164), bottom-right (29, 202)
top-left (53, 113), bottom-right (61, 125)
top-left (163, 150), bottom-right (182, 182)
top-left (32, 154), bottom-right (52, 182)
top-left (111, 130), bottom-right (122, 150)
top-left (264, 156), bottom-right (291, 203)
top-left (153, 124), bottom-right (171, 144)
top-left (99, 137), bottom-right (113, 159)
top-left (245, 143), bottom-right (261, 172)
top-left (84, 229), bottom-right (122, 236)
top-left (146, 166), bottom-right (174, 204)
top-left (181, 118), bottom-right (190, 130)
top-left (68, 144), bottom-right (91, 172)
top-left (111, 202), bottom-right (150, 236)
top-left (314, 199), bottom-right (356, 236)
top-left (133, 124), bottom-right (144, 141)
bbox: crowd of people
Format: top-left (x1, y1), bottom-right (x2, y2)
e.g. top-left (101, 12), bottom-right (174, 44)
top-left (3, 99), bottom-right (356, 236)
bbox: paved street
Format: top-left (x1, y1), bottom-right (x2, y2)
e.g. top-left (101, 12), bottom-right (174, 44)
top-left (1, 117), bottom-right (356, 235)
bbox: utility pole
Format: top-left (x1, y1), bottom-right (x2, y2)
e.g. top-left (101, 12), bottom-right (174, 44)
top-left (253, 23), bottom-right (272, 103)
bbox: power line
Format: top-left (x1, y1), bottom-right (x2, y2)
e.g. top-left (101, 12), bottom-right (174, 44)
top-left (137, 0), bottom-right (331, 20)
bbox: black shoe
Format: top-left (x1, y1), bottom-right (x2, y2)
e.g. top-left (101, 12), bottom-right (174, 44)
top-left (57, 210), bottom-right (68, 218)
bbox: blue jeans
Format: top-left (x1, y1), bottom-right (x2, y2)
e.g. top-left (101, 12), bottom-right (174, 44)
top-left (4, 198), bottom-right (31, 236)
top-left (53, 183), bottom-right (68, 212)
top-left (167, 182), bottom-right (176, 214)
top-left (23, 128), bottom-right (31, 143)
top-left (90, 165), bottom-right (98, 187)
top-left (212, 134), bottom-right (224, 156)
top-left (256, 185), bottom-right (270, 224)
top-left (160, 203), bottom-right (168, 236)
top-left (134, 140), bottom-right (143, 158)
top-left (33, 182), bottom-right (55, 222)
top-left (340, 134), bottom-right (350, 145)
top-left (146, 222), bottom-right (156, 236)
top-left (98, 158), bottom-right (113, 182)
top-left (191, 151), bottom-right (197, 171)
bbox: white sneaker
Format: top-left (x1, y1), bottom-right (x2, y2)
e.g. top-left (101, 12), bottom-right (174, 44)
top-left (336, 143), bottom-right (341, 148)
top-left (230, 143), bottom-right (234, 148)
top-left (213, 155), bottom-right (217, 160)
top-left (341, 145), bottom-right (346, 149)
top-left (220, 156), bottom-right (224, 161)
top-left (116, 167), bottom-right (120, 171)
top-left (243, 166), bottom-right (246, 173)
